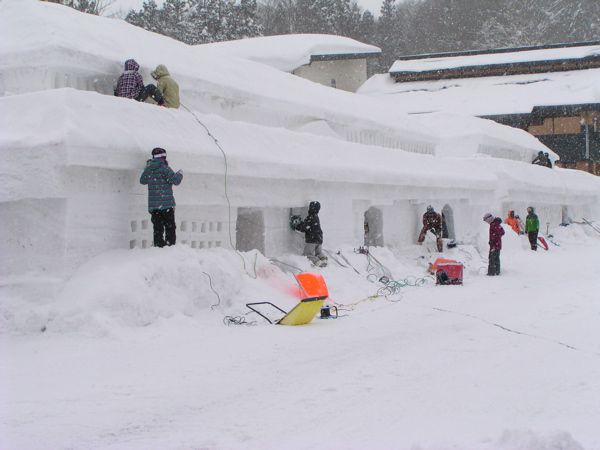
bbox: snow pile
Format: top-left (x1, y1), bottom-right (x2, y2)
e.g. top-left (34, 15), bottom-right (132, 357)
top-left (389, 43), bottom-right (600, 73)
top-left (196, 34), bottom-right (381, 72)
top-left (359, 69), bottom-right (600, 116)
top-left (0, 0), bottom-right (551, 161)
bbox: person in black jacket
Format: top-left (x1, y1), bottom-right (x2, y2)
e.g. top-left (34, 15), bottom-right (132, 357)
top-left (291, 201), bottom-right (327, 267)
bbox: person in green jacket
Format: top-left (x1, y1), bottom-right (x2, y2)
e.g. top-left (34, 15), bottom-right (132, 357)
top-left (525, 206), bottom-right (540, 251)
top-left (151, 64), bottom-right (180, 109)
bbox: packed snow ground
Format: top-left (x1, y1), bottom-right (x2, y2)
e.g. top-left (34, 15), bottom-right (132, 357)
top-left (2, 223), bottom-right (600, 449)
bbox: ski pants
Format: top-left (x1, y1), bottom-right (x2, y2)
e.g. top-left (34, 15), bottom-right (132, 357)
top-left (136, 84), bottom-right (164, 105)
top-left (487, 249), bottom-right (501, 276)
top-left (151, 208), bottom-right (176, 247)
top-left (303, 243), bottom-right (325, 264)
top-left (528, 231), bottom-right (538, 250)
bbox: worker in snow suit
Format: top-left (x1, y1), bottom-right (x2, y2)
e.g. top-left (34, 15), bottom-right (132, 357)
top-left (418, 205), bottom-right (443, 252)
top-left (139, 147), bottom-right (183, 247)
top-left (505, 210), bottom-right (522, 234)
top-left (525, 206), bottom-right (540, 251)
top-left (115, 59), bottom-right (165, 105)
top-left (291, 201), bottom-right (327, 267)
top-left (150, 64), bottom-right (180, 109)
top-left (484, 213), bottom-right (505, 276)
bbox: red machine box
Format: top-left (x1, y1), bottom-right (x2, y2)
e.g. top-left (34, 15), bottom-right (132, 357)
top-left (435, 262), bottom-right (463, 285)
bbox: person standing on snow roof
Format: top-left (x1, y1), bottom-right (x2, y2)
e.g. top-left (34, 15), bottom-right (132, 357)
top-left (484, 213), bottom-right (505, 276)
top-left (525, 206), bottom-right (540, 251)
top-left (150, 64), bottom-right (180, 109)
top-left (505, 210), bottom-right (522, 235)
top-left (418, 205), bottom-right (443, 252)
top-left (115, 59), bottom-right (165, 106)
top-left (290, 201), bottom-right (327, 267)
top-left (139, 147), bottom-right (183, 248)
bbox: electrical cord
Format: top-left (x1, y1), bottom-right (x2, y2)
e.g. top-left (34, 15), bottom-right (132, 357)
top-left (181, 103), bottom-right (257, 280)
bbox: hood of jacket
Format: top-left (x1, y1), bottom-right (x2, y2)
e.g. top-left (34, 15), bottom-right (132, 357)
top-left (146, 158), bottom-right (167, 169)
top-left (493, 217), bottom-right (502, 225)
top-left (151, 64), bottom-right (170, 79)
top-left (308, 201), bottom-right (321, 214)
top-left (527, 206), bottom-right (535, 214)
top-left (124, 59), bottom-right (139, 72)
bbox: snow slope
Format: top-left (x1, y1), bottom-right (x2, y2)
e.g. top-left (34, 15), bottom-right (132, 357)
top-left (196, 34), bottom-right (381, 72)
top-left (2, 224), bottom-right (600, 449)
top-left (0, 0), bottom-right (551, 161)
top-left (359, 69), bottom-right (600, 116)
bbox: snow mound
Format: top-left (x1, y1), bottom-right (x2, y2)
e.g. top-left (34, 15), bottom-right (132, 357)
top-left (493, 428), bottom-right (584, 450)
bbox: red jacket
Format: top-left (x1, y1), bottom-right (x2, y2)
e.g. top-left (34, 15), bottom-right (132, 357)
top-left (489, 218), bottom-right (505, 250)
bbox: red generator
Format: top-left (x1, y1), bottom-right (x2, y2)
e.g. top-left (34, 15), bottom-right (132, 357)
top-left (435, 262), bottom-right (464, 285)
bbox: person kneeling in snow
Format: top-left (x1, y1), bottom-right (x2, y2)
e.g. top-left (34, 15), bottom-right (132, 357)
top-left (150, 64), bottom-right (180, 109)
top-left (139, 148), bottom-right (183, 247)
top-left (114, 59), bottom-right (165, 106)
top-left (291, 201), bottom-right (327, 267)
top-left (483, 213), bottom-right (505, 276)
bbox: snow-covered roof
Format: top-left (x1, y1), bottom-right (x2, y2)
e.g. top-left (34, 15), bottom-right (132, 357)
top-left (196, 34), bottom-right (381, 72)
top-left (359, 69), bottom-right (600, 116)
top-left (0, 0), bottom-right (551, 163)
top-left (389, 43), bottom-right (600, 74)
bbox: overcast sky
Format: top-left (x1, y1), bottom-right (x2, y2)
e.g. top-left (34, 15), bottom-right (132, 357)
top-left (109, 0), bottom-right (384, 17)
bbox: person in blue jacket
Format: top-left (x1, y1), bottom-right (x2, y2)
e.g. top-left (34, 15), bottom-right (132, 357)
top-left (140, 147), bottom-right (183, 247)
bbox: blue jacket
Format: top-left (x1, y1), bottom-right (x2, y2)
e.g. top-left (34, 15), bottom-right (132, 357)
top-left (139, 159), bottom-right (183, 212)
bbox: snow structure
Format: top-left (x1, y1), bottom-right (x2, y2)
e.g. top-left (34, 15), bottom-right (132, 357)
top-left (388, 43), bottom-right (600, 74)
top-left (359, 46), bottom-right (600, 116)
top-left (1, 0), bottom-right (600, 284)
top-left (195, 33), bottom-right (381, 73)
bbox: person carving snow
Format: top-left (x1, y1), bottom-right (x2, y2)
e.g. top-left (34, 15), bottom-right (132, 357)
top-left (505, 210), bottom-right (522, 234)
top-left (151, 64), bottom-right (180, 109)
top-left (418, 205), bottom-right (443, 252)
top-left (115, 58), bottom-right (165, 106)
top-left (484, 213), bottom-right (505, 276)
top-left (139, 147), bottom-right (183, 247)
top-left (291, 201), bottom-right (327, 267)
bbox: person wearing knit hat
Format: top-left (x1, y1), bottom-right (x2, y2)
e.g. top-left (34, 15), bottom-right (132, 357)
top-left (483, 213), bottom-right (505, 276)
top-left (140, 147), bottom-right (183, 247)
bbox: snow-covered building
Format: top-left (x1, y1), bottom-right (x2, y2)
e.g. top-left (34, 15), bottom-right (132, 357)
top-left (360, 41), bottom-right (600, 174)
top-left (1, 0), bottom-right (600, 282)
top-left (198, 34), bottom-right (381, 92)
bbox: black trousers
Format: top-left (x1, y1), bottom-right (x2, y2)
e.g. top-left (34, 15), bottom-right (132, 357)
top-left (151, 208), bottom-right (176, 247)
top-left (136, 84), bottom-right (164, 105)
top-left (488, 249), bottom-right (501, 276)
top-left (528, 231), bottom-right (538, 250)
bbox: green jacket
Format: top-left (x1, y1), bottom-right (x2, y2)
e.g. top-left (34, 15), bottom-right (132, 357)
top-left (151, 64), bottom-right (180, 109)
top-left (525, 210), bottom-right (539, 232)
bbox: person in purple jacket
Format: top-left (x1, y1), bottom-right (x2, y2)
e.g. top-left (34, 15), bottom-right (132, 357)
top-left (483, 212), bottom-right (505, 276)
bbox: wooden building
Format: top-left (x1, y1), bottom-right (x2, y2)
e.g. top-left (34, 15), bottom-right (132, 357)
top-left (364, 41), bottom-right (600, 174)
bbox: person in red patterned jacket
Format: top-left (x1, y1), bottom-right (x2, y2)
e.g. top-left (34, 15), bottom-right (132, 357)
top-left (418, 205), bottom-right (443, 252)
top-left (483, 213), bottom-right (505, 276)
top-left (114, 59), bottom-right (164, 105)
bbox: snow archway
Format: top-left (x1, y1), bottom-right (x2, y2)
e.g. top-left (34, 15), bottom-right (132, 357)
top-left (442, 204), bottom-right (455, 240)
top-left (236, 208), bottom-right (265, 254)
top-left (364, 206), bottom-right (384, 247)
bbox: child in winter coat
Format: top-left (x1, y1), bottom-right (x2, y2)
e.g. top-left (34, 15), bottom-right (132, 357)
top-left (139, 147), bottom-right (183, 247)
top-left (525, 206), bottom-right (540, 250)
top-left (115, 58), bottom-right (165, 106)
top-left (291, 201), bottom-right (327, 267)
top-left (505, 210), bottom-right (521, 234)
top-left (484, 213), bottom-right (505, 276)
